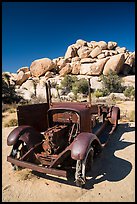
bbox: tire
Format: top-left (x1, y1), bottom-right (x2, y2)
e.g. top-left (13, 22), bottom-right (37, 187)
top-left (10, 140), bottom-right (28, 171)
top-left (75, 146), bottom-right (94, 187)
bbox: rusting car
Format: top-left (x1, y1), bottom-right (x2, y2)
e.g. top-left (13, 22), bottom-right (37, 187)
top-left (7, 82), bottom-right (120, 187)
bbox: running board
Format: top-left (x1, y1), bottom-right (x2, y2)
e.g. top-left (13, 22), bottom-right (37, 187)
top-left (7, 156), bottom-right (67, 178)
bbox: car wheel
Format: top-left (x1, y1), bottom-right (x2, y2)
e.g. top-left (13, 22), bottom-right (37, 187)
top-left (10, 141), bottom-right (28, 170)
top-left (75, 146), bottom-right (94, 187)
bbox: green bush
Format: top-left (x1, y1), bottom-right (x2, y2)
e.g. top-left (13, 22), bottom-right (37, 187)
top-left (123, 86), bottom-right (135, 98)
top-left (72, 78), bottom-right (89, 96)
top-left (93, 89), bottom-right (104, 98)
top-left (60, 75), bottom-right (78, 92)
top-left (2, 74), bottom-right (23, 104)
top-left (100, 70), bottom-right (125, 95)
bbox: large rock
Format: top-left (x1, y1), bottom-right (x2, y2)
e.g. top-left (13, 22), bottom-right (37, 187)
top-left (97, 53), bottom-right (105, 59)
top-left (64, 45), bottom-right (77, 59)
top-left (59, 64), bottom-right (72, 76)
top-left (76, 39), bottom-right (87, 47)
top-left (15, 88), bottom-right (34, 101)
top-left (107, 41), bottom-right (117, 50)
top-left (36, 80), bottom-right (47, 99)
top-left (20, 79), bottom-right (35, 93)
top-left (17, 66), bottom-right (29, 73)
top-left (71, 62), bottom-right (81, 75)
top-left (81, 58), bottom-right (96, 63)
top-left (30, 58), bottom-right (55, 77)
top-left (97, 41), bottom-right (107, 50)
top-left (77, 46), bottom-right (91, 58)
top-left (90, 76), bottom-right (103, 90)
top-left (90, 47), bottom-right (102, 58)
top-left (116, 47), bottom-right (126, 53)
top-left (80, 58), bottom-right (109, 75)
top-left (16, 71), bottom-right (31, 85)
top-left (71, 56), bottom-right (80, 62)
top-left (103, 53), bottom-right (125, 75)
top-left (125, 52), bottom-right (135, 67)
top-left (121, 75), bottom-right (135, 88)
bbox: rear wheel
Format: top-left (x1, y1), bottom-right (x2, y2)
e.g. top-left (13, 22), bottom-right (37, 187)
top-left (75, 146), bottom-right (94, 187)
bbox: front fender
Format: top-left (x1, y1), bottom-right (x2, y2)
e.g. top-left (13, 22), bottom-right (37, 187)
top-left (7, 125), bottom-right (44, 148)
top-left (70, 132), bottom-right (101, 160)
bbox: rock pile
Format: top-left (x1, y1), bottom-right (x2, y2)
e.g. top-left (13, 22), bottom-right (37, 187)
top-left (2, 39), bottom-right (135, 101)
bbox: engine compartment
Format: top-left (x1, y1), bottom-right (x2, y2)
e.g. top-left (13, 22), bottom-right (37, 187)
top-left (42, 124), bottom-right (70, 155)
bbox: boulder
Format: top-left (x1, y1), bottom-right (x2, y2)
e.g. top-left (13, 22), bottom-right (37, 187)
top-left (17, 66), bottom-right (29, 73)
top-left (30, 58), bottom-right (55, 77)
top-left (15, 88), bottom-right (34, 101)
top-left (71, 62), bottom-right (81, 75)
top-left (77, 46), bottom-right (91, 58)
top-left (20, 79), bottom-right (35, 93)
top-left (80, 58), bottom-right (109, 75)
top-left (90, 76), bottom-right (103, 90)
top-left (97, 41), bottom-right (107, 50)
top-left (90, 41), bottom-right (98, 48)
top-left (97, 53), bottom-right (105, 59)
top-left (90, 47), bottom-right (102, 58)
top-left (107, 41), bottom-right (117, 50)
top-left (108, 93), bottom-right (127, 101)
top-left (87, 42), bottom-right (93, 48)
top-left (36, 80), bottom-right (47, 99)
top-left (59, 64), bottom-right (72, 76)
top-left (116, 47), bottom-right (126, 53)
top-left (121, 75), bottom-right (135, 88)
top-left (103, 53), bottom-right (125, 75)
top-left (16, 71), bottom-right (31, 85)
top-left (51, 88), bottom-right (58, 98)
top-left (81, 58), bottom-right (96, 63)
top-left (76, 39), bottom-right (87, 47)
top-left (71, 56), bottom-right (80, 62)
top-left (64, 45), bottom-right (77, 59)
top-left (125, 52), bottom-right (135, 67)
top-left (45, 71), bottom-right (54, 79)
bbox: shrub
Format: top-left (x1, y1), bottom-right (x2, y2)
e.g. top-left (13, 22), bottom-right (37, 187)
top-left (72, 78), bottom-right (89, 96)
top-left (100, 70), bottom-right (125, 95)
top-left (2, 75), bottom-right (23, 104)
top-left (93, 89), bottom-right (104, 98)
top-left (60, 75), bottom-right (78, 92)
top-left (4, 118), bottom-right (18, 127)
top-left (123, 86), bottom-right (135, 98)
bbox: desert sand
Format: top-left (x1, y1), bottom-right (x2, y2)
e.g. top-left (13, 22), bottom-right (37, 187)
top-left (2, 120), bottom-right (135, 202)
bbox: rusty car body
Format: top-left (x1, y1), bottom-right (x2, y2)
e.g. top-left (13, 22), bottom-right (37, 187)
top-left (7, 81), bottom-right (120, 187)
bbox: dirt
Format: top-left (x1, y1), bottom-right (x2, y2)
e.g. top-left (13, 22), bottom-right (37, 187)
top-left (2, 101), bottom-right (135, 202)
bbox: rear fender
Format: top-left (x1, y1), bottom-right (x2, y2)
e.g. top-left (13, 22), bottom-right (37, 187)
top-left (108, 107), bottom-right (120, 134)
top-left (7, 125), bottom-right (44, 149)
top-left (70, 132), bottom-right (102, 160)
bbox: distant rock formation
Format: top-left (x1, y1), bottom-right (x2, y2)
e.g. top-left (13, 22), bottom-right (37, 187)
top-left (2, 39), bottom-right (135, 101)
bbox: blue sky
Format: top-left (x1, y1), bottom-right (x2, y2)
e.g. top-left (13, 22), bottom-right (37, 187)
top-left (2, 2), bottom-right (135, 73)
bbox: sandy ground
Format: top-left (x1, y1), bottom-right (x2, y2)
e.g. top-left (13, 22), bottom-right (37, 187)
top-left (2, 120), bottom-right (135, 202)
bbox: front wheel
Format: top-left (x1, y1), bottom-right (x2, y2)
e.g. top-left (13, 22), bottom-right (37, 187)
top-left (10, 140), bottom-right (28, 170)
top-left (75, 146), bottom-right (94, 187)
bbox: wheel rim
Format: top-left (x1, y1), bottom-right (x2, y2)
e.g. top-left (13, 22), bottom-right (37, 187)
top-left (75, 146), bottom-right (94, 187)
top-left (11, 141), bottom-right (28, 170)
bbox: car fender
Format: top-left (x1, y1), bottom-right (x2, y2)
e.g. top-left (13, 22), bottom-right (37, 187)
top-left (70, 132), bottom-right (101, 160)
top-left (7, 125), bottom-right (44, 149)
top-left (108, 106), bottom-right (120, 129)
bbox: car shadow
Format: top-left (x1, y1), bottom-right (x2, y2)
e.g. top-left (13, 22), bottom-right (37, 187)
top-left (32, 123), bottom-right (135, 189)
top-left (85, 122), bottom-right (135, 189)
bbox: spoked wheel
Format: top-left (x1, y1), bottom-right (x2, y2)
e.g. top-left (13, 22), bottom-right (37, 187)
top-left (75, 146), bottom-right (94, 187)
top-left (10, 141), bottom-right (28, 170)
